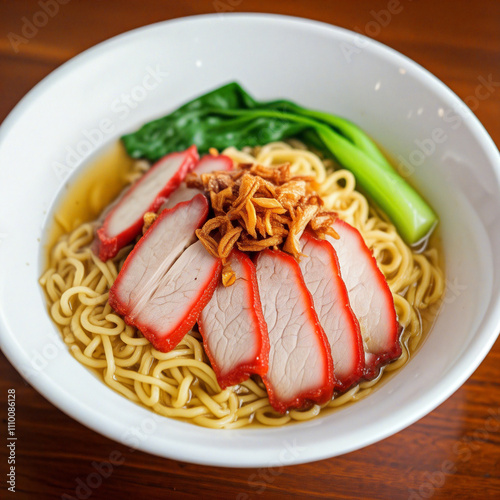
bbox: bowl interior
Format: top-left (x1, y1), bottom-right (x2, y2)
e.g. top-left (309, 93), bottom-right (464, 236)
top-left (0, 14), bottom-right (499, 466)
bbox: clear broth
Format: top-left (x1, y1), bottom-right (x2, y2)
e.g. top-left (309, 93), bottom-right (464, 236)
top-left (45, 142), bottom-right (135, 262)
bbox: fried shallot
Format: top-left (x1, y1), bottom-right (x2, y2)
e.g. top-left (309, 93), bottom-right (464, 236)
top-left (188, 162), bottom-right (339, 273)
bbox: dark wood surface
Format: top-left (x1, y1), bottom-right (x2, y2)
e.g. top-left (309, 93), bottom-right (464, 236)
top-left (1, 1), bottom-right (499, 499)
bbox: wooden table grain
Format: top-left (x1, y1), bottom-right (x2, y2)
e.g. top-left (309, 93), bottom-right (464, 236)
top-left (1, 1), bottom-right (499, 499)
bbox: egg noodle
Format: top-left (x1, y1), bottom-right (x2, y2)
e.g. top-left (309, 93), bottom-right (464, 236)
top-left (40, 141), bottom-right (444, 429)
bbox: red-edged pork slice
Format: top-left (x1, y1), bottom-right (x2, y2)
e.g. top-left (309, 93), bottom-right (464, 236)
top-left (109, 194), bottom-right (209, 314)
top-left (255, 249), bottom-right (334, 413)
top-left (111, 238), bottom-right (221, 353)
top-left (109, 195), bottom-right (217, 352)
top-left (198, 250), bottom-right (269, 389)
top-left (192, 154), bottom-right (233, 175)
top-left (94, 145), bottom-right (199, 261)
top-left (299, 232), bottom-right (364, 391)
top-left (162, 154), bottom-right (233, 210)
top-left (326, 219), bottom-right (401, 379)
top-left (162, 186), bottom-right (202, 210)
top-left (135, 241), bottom-right (221, 352)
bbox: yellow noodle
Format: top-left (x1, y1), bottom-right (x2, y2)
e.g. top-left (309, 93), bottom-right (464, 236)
top-left (40, 141), bottom-right (444, 428)
top-left (255, 407), bottom-right (292, 426)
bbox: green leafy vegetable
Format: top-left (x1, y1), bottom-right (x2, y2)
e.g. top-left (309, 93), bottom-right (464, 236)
top-left (122, 82), bottom-right (437, 244)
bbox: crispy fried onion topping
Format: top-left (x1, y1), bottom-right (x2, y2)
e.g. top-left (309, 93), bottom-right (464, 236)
top-left (142, 212), bottom-right (158, 234)
top-left (187, 162), bottom-right (339, 277)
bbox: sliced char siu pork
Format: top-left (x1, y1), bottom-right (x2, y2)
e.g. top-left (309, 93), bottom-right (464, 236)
top-left (94, 145), bottom-right (199, 261)
top-left (162, 154), bottom-right (233, 210)
top-left (299, 232), bottom-right (364, 391)
top-left (255, 249), bottom-right (335, 413)
top-left (109, 194), bottom-right (222, 352)
top-left (128, 240), bottom-right (221, 352)
top-left (198, 250), bottom-right (269, 389)
top-left (325, 219), bottom-right (401, 379)
top-left (110, 194), bottom-right (208, 312)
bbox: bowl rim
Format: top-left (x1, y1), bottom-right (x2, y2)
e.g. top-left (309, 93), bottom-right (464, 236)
top-left (1, 13), bottom-right (500, 467)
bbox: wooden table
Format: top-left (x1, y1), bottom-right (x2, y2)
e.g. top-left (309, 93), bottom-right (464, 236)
top-left (1, 1), bottom-right (499, 498)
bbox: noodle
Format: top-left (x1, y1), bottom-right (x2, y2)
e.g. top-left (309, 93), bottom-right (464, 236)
top-left (40, 141), bottom-right (445, 428)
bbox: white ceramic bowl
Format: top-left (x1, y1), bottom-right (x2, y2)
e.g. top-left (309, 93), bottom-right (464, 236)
top-left (0, 14), bottom-right (499, 467)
